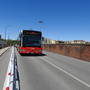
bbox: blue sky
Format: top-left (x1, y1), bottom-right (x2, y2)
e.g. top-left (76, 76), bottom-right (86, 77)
top-left (0, 0), bottom-right (90, 41)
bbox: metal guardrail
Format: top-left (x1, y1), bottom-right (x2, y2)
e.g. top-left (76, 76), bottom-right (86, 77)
top-left (3, 46), bottom-right (20, 90)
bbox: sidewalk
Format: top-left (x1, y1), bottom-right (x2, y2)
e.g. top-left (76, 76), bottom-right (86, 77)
top-left (0, 47), bottom-right (10, 56)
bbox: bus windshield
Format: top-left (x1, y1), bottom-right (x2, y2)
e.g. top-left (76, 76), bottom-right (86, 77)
top-left (23, 35), bottom-right (41, 47)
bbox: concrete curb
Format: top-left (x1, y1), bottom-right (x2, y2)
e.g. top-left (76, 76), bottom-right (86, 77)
top-left (0, 47), bottom-right (10, 57)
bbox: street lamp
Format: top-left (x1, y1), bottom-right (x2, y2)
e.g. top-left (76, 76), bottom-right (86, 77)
top-left (5, 25), bottom-right (12, 40)
top-left (8, 33), bottom-right (12, 40)
top-left (39, 21), bottom-right (43, 31)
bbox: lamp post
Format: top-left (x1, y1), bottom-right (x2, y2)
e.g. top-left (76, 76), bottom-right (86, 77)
top-left (8, 33), bottom-right (12, 40)
top-left (5, 25), bottom-right (12, 40)
top-left (39, 21), bottom-right (43, 31)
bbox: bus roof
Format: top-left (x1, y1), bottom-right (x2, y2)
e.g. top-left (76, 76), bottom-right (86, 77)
top-left (20, 30), bottom-right (41, 33)
top-left (20, 30), bottom-right (42, 35)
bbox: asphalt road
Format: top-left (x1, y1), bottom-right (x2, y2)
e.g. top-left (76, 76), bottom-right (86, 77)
top-left (0, 47), bottom-right (90, 90)
top-left (16, 48), bottom-right (90, 90)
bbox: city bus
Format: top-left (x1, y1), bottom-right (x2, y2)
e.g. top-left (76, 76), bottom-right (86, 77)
top-left (17, 30), bottom-right (42, 55)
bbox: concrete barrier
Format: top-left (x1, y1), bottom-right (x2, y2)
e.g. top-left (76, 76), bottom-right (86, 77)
top-left (42, 44), bottom-right (90, 62)
top-left (3, 47), bottom-right (20, 90)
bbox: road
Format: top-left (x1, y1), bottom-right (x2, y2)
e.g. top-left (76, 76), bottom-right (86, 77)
top-left (16, 48), bottom-right (90, 90)
top-left (0, 47), bottom-right (90, 90)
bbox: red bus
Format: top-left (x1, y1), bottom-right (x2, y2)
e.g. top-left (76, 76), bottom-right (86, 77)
top-left (18, 30), bottom-right (42, 54)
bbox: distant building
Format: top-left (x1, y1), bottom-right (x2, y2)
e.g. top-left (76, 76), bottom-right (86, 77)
top-left (65, 40), bottom-right (87, 44)
top-left (42, 37), bottom-right (52, 44)
top-left (56, 40), bottom-right (65, 44)
top-left (42, 37), bottom-right (58, 44)
top-left (85, 41), bottom-right (90, 44)
top-left (74, 40), bottom-right (86, 44)
top-left (42, 37), bottom-right (66, 44)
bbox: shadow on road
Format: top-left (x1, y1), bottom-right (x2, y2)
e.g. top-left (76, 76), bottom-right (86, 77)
top-left (20, 53), bottom-right (47, 57)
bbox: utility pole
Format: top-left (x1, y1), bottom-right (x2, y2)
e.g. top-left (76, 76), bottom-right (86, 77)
top-left (39, 21), bottom-right (43, 31)
top-left (5, 25), bottom-right (12, 40)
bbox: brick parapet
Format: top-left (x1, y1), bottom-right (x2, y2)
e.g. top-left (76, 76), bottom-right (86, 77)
top-left (42, 44), bottom-right (90, 62)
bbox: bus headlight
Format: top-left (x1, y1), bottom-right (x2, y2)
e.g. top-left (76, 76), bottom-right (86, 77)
top-left (20, 49), bottom-right (25, 52)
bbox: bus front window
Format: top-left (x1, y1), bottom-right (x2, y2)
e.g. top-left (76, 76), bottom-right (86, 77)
top-left (23, 35), bottom-right (41, 47)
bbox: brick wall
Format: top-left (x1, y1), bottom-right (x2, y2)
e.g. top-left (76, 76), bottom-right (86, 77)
top-left (42, 44), bottom-right (90, 62)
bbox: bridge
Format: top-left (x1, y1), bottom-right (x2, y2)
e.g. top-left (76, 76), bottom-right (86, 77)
top-left (0, 46), bottom-right (90, 90)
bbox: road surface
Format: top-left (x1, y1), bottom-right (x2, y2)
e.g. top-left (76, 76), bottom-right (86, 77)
top-left (16, 48), bottom-right (90, 90)
top-left (0, 47), bottom-right (90, 90)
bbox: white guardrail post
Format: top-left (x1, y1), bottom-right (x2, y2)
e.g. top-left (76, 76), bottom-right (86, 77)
top-left (3, 46), bottom-right (20, 90)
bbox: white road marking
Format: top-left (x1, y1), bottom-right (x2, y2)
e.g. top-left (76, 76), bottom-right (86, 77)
top-left (39, 57), bottom-right (90, 88)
